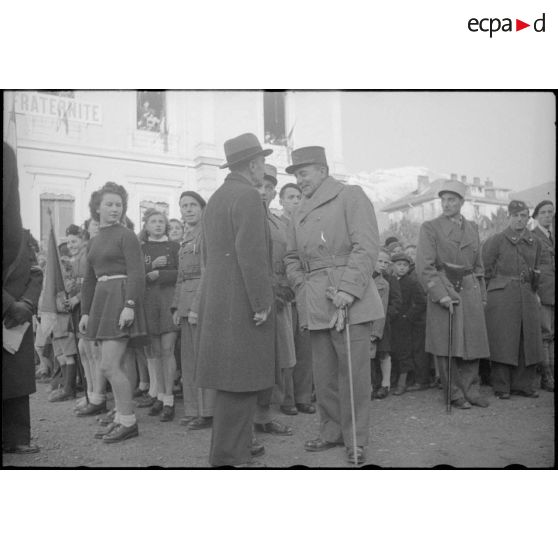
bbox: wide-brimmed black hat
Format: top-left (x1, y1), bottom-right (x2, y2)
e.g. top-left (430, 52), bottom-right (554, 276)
top-left (286, 146), bottom-right (328, 174)
top-left (264, 164), bottom-right (278, 186)
top-left (219, 133), bottom-right (273, 169)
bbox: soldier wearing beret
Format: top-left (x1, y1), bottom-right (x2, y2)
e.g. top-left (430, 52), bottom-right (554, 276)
top-left (531, 200), bottom-right (555, 391)
top-left (416, 180), bottom-right (490, 409)
top-left (284, 146), bottom-right (384, 465)
top-left (482, 200), bottom-right (544, 399)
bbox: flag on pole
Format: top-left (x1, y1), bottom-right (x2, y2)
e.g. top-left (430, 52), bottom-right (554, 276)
top-left (39, 216), bottom-right (67, 314)
top-left (4, 92), bottom-right (18, 151)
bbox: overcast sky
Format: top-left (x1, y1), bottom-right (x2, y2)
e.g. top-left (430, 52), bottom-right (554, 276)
top-left (341, 92), bottom-right (556, 191)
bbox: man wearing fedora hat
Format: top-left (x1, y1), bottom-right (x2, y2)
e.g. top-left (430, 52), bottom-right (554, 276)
top-left (416, 180), bottom-right (490, 410)
top-left (284, 146), bottom-right (384, 465)
top-left (194, 133), bottom-right (276, 466)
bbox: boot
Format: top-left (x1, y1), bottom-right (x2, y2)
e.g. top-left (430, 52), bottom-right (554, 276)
top-left (540, 364), bottom-right (554, 392)
top-left (393, 372), bottom-right (407, 396)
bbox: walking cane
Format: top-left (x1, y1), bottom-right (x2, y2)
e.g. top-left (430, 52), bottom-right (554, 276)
top-left (446, 302), bottom-right (455, 414)
top-left (343, 307), bottom-right (360, 466)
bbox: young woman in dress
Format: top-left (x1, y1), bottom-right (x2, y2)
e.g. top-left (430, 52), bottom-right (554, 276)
top-left (78, 182), bottom-right (147, 443)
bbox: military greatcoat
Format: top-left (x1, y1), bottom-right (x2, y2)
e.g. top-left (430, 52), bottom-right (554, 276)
top-left (482, 227), bottom-right (544, 367)
top-left (416, 214), bottom-right (489, 359)
top-left (284, 177), bottom-right (384, 329)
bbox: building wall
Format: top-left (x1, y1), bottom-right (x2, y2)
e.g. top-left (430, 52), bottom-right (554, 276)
top-left (5, 90), bottom-right (347, 241)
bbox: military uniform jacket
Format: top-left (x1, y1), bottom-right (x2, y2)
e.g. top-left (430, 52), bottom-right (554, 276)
top-left (284, 177), bottom-right (384, 330)
top-left (416, 214), bottom-right (489, 359)
top-left (531, 225), bottom-right (555, 306)
top-left (171, 224), bottom-right (202, 318)
top-left (482, 227), bottom-right (544, 367)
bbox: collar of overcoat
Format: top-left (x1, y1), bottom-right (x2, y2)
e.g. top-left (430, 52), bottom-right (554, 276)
top-left (295, 176), bottom-right (344, 224)
top-left (503, 226), bottom-right (536, 246)
top-left (532, 225), bottom-right (553, 247)
top-left (437, 214), bottom-right (475, 249)
top-left (224, 171), bottom-right (255, 188)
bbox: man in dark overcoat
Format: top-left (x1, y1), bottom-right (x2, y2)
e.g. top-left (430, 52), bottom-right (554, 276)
top-left (531, 200), bottom-right (554, 391)
top-left (284, 146), bottom-right (384, 465)
top-left (194, 133), bottom-right (275, 467)
top-left (416, 180), bottom-right (490, 409)
top-left (3, 142), bottom-right (44, 453)
top-left (482, 200), bottom-right (544, 398)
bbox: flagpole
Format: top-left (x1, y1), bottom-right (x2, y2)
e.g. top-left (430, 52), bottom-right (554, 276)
top-left (48, 209), bottom-right (89, 404)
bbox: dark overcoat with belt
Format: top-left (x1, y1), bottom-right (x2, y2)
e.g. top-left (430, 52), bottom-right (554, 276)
top-left (284, 177), bottom-right (384, 330)
top-left (531, 225), bottom-right (555, 306)
top-left (482, 227), bottom-right (544, 367)
top-left (416, 214), bottom-right (489, 359)
top-left (195, 172), bottom-right (275, 392)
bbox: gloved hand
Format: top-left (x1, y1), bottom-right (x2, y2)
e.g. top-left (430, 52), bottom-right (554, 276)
top-left (5, 300), bottom-right (33, 328)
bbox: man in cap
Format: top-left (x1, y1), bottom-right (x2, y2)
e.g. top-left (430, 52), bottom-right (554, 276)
top-left (416, 180), bottom-right (490, 409)
top-left (531, 200), bottom-right (554, 391)
top-left (284, 146), bottom-right (384, 465)
top-left (482, 200), bottom-right (544, 399)
top-left (194, 133), bottom-right (275, 467)
top-left (277, 182), bottom-right (315, 415)
top-left (252, 164), bottom-right (295, 436)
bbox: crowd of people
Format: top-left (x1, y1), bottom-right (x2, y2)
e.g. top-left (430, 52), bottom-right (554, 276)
top-left (2, 137), bottom-right (555, 467)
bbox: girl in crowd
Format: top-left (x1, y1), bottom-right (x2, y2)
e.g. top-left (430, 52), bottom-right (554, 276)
top-left (74, 215), bottom-right (108, 416)
top-left (171, 191), bottom-right (215, 429)
top-left (169, 218), bottom-right (184, 243)
top-left (79, 182), bottom-right (147, 443)
top-left (140, 208), bottom-right (180, 422)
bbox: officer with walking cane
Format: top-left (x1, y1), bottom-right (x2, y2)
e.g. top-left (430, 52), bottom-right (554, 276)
top-left (284, 146), bottom-right (384, 465)
top-left (416, 180), bottom-right (490, 410)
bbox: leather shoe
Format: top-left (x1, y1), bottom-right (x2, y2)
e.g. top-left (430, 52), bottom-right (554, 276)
top-left (511, 390), bottom-right (539, 398)
top-left (179, 416), bottom-right (196, 426)
top-left (494, 391), bottom-right (511, 400)
top-left (468, 396), bottom-right (489, 408)
top-left (48, 388), bottom-right (75, 402)
top-left (159, 405), bottom-right (175, 422)
top-left (251, 441), bottom-right (265, 457)
top-left (3, 443), bottom-right (40, 454)
top-left (136, 394), bottom-right (156, 408)
top-left (346, 446), bottom-right (365, 465)
top-left (280, 405), bottom-right (298, 415)
top-left (102, 422), bottom-right (139, 444)
top-left (451, 398), bottom-right (472, 409)
top-left (148, 400), bottom-right (164, 416)
top-left (98, 408), bottom-right (116, 425)
top-left (94, 421), bottom-right (118, 439)
top-left (75, 401), bottom-right (107, 417)
top-left (304, 438), bottom-right (341, 452)
top-left (374, 386), bottom-right (389, 399)
top-left (295, 403), bottom-right (316, 414)
top-left (254, 420), bottom-right (293, 436)
top-left (187, 416), bottom-right (213, 430)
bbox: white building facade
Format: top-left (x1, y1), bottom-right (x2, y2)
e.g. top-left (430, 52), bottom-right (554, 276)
top-left (4, 90), bottom-right (347, 245)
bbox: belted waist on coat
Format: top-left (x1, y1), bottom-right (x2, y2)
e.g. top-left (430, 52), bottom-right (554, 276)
top-left (437, 264), bottom-right (474, 293)
top-left (178, 270), bottom-right (201, 280)
top-left (495, 272), bottom-right (530, 283)
top-left (97, 274), bottom-right (127, 281)
top-left (301, 254), bottom-right (350, 273)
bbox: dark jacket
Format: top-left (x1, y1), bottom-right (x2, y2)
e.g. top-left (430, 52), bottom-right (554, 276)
top-left (531, 225), bottom-right (555, 306)
top-left (195, 172), bottom-right (275, 392)
top-left (3, 229), bottom-right (43, 399)
top-left (482, 227), bottom-right (544, 367)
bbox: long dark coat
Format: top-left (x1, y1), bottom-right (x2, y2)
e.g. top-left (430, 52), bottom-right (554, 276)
top-left (416, 215), bottom-right (489, 359)
top-left (195, 172), bottom-right (275, 392)
top-left (531, 225), bottom-right (555, 306)
top-left (2, 229), bottom-right (43, 400)
top-left (482, 227), bottom-right (544, 367)
top-left (284, 177), bottom-right (384, 330)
